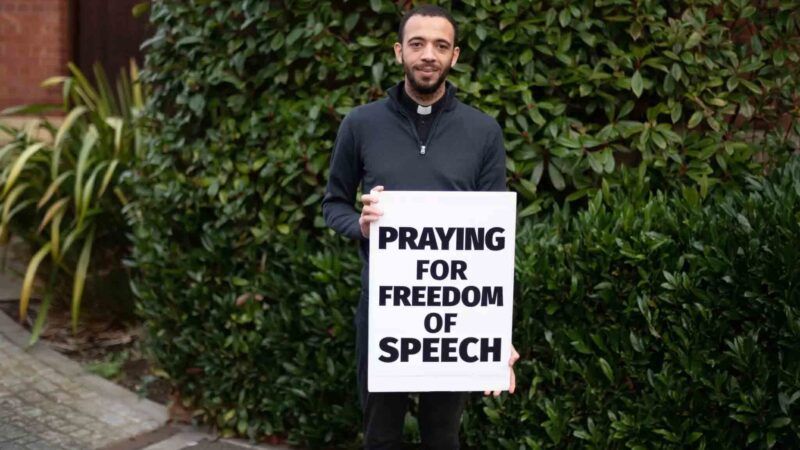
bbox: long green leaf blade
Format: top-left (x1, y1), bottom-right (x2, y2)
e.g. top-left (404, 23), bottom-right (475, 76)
top-left (71, 228), bottom-right (94, 333)
top-left (38, 197), bottom-right (69, 233)
top-left (28, 269), bottom-right (58, 346)
top-left (60, 224), bottom-right (85, 257)
top-left (2, 183), bottom-right (29, 222)
top-left (130, 59), bottom-right (143, 110)
top-left (97, 160), bottom-right (119, 198)
top-left (50, 207), bottom-right (65, 261)
top-left (37, 171), bottom-right (72, 209)
top-left (53, 106), bottom-right (88, 163)
top-left (67, 62), bottom-right (100, 110)
top-left (105, 117), bottom-right (124, 156)
top-left (2, 143), bottom-right (44, 198)
top-left (77, 163), bottom-right (105, 230)
top-left (74, 126), bottom-right (98, 211)
top-left (92, 63), bottom-right (118, 117)
top-left (0, 141), bottom-right (21, 164)
top-left (20, 243), bottom-right (52, 322)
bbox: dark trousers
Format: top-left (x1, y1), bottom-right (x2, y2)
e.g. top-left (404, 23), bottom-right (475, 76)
top-left (356, 313), bottom-right (469, 449)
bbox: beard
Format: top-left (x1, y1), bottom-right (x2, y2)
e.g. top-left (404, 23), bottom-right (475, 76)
top-left (403, 58), bottom-right (451, 96)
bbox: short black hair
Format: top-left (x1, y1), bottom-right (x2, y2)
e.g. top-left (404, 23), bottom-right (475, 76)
top-left (398, 5), bottom-right (458, 45)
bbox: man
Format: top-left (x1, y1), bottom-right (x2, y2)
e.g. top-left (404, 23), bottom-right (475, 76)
top-left (322, 5), bottom-right (519, 448)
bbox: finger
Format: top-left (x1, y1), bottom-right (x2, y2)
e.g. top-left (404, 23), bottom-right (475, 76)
top-left (360, 194), bottom-right (379, 205)
top-left (484, 390), bottom-right (490, 396)
top-left (359, 215), bottom-right (382, 225)
top-left (492, 390), bottom-right (500, 397)
top-left (361, 186), bottom-right (385, 204)
top-left (509, 349), bottom-right (520, 366)
top-left (361, 205), bottom-right (383, 215)
top-left (509, 368), bottom-right (516, 394)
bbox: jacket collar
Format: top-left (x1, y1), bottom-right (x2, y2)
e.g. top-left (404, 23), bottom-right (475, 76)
top-left (386, 80), bottom-right (458, 115)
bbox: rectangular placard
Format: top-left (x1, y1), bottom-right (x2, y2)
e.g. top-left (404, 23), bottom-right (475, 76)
top-left (368, 191), bottom-right (516, 392)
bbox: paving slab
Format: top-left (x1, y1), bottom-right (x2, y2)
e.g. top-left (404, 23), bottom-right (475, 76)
top-left (0, 299), bottom-right (167, 449)
top-left (0, 242), bottom-right (292, 450)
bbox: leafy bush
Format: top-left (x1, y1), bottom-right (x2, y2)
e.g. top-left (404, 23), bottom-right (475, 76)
top-left (128, 228), bottom-right (364, 444)
top-left (468, 159), bottom-right (800, 449)
top-left (131, 0), bottom-right (799, 446)
top-left (0, 61), bottom-right (144, 339)
top-left (132, 140), bottom-right (800, 448)
top-left (137, 0), bottom-right (798, 225)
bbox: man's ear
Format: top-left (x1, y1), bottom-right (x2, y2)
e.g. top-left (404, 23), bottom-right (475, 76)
top-left (450, 46), bottom-right (461, 67)
top-left (393, 42), bottom-right (403, 64)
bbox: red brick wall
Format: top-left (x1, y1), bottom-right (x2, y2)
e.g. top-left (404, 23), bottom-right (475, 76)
top-left (0, 0), bottom-right (70, 111)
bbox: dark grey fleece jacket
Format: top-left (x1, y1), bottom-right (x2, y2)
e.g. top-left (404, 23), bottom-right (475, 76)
top-left (321, 81), bottom-right (507, 321)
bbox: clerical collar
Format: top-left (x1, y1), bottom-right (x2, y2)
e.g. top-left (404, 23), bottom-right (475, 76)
top-left (399, 84), bottom-right (446, 117)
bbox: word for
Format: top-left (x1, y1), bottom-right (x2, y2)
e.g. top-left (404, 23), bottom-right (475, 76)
top-left (416, 259), bottom-right (467, 280)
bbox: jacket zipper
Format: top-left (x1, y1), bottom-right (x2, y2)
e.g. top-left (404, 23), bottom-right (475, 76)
top-left (421, 111), bottom-right (444, 155)
top-left (398, 107), bottom-right (445, 156)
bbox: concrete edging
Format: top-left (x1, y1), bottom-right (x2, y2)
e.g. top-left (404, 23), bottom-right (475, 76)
top-left (0, 308), bottom-right (168, 425)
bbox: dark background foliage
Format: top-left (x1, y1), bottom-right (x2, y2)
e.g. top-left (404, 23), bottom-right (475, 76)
top-left (470, 162), bottom-right (800, 448)
top-left (128, 0), bottom-right (800, 447)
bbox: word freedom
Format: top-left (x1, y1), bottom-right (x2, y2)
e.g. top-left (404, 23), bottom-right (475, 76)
top-left (379, 226), bottom-right (507, 251)
top-left (378, 285), bottom-right (503, 307)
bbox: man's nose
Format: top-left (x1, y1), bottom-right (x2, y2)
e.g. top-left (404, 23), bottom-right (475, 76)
top-left (421, 43), bottom-right (436, 61)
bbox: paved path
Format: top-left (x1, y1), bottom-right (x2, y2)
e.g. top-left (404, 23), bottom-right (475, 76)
top-left (1, 310), bottom-right (289, 450)
top-left (0, 238), bottom-right (167, 449)
top-left (0, 240), bottom-right (290, 450)
top-left (0, 308), bottom-right (167, 449)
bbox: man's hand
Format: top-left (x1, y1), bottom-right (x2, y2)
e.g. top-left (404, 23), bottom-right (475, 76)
top-left (359, 185), bottom-right (384, 238)
top-left (484, 344), bottom-right (520, 397)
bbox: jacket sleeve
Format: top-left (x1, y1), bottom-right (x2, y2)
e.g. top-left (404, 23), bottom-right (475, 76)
top-left (477, 123), bottom-right (508, 191)
top-left (322, 114), bottom-right (364, 240)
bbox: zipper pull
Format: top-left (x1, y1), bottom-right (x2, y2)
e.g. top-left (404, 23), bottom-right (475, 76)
top-left (420, 145), bottom-right (426, 155)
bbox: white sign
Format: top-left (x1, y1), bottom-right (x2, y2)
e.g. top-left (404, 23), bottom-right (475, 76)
top-left (368, 191), bottom-right (517, 392)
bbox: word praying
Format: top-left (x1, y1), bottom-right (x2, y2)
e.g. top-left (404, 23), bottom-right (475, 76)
top-left (378, 226), bottom-right (506, 251)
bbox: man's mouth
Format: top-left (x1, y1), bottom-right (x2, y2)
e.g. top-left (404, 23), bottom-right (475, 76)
top-left (416, 66), bottom-right (439, 74)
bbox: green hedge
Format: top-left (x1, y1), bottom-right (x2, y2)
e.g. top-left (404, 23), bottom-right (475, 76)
top-left (130, 228), bottom-right (363, 443)
top-left (130, 0), bottom-right (800, 447)
top-left (135, 0), bottom-right (798, 225)
top-left (131, 150), bottom-right (800, 447)
top-left (466, 160), bottom-right (800, 448)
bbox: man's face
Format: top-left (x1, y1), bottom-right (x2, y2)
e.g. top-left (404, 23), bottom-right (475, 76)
top-left (394, 15), bottom-right (460, 95)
